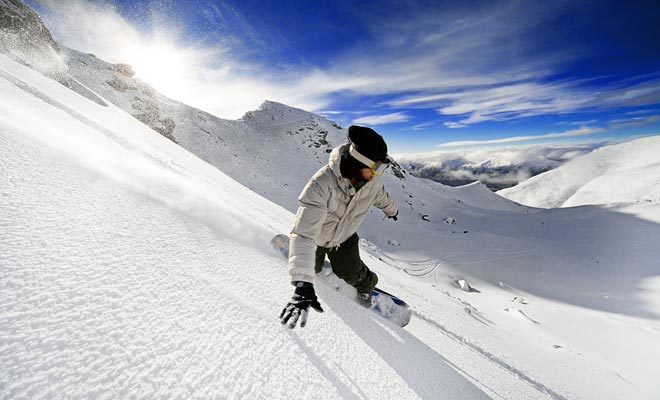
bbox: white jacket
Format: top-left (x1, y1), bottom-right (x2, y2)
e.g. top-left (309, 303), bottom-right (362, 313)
top-left (289, 143), bottom-right (398, 283)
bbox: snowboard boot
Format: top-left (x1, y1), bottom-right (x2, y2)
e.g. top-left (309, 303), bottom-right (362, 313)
top-left (357, 291), bottom-right (373, 308)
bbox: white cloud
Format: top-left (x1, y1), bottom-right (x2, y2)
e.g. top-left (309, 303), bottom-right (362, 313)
top-left (34, 0), bottom-right (557, 122)
top-left (609, 115), bottom-right (660, 129)
top-left (569, 120), bottom-right (598, 126)
top-left (34, 0), bottom-right (333, 119)
top-left (436, 127), bottom-right (605, 147)
top-left (625, 109), bottom-right (656, 116)
top-left (393, 142), bottom-right (607, 188)
top-left (411, 121), bottom-right (438, 130)
top-left (353, 112), bottom-right (410, 125)
top-left (444, 123), bottom-right (466, 129)
top-left (315, 4), bottom-right (660, 127)
top-left (32, 0), bottom-right (660, 125)
top-left (395, 142), bottom-right (604, 167)
top-left (425, 82), bottom-right (597, 128)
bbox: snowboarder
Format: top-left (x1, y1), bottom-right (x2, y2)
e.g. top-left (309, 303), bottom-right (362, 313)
top-left (279, 125), bottom-right (399, 328)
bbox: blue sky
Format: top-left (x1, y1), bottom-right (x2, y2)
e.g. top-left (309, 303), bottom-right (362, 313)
top-left (32, 0), bottom-right (660, 153)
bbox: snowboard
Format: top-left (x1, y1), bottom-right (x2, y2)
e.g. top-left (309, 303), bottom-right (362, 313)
top-left (271, 234), bottom-right (411, 327)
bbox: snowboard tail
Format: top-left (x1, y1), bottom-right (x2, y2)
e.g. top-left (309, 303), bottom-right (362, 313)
top-left (271, 234), bottom-right (411, 327)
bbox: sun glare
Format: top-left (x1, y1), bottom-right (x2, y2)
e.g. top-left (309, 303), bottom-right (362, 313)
top-left (126, 42), bottom-right (189, 97)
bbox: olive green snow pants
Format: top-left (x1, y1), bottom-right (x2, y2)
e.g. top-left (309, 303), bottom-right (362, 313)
top-left (314, 233), bottom-right (378, 293)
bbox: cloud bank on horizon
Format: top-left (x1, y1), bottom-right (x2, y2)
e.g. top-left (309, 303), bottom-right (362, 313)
top-left (31, 0), bottom-right (660, 152)
top-left (395, 142), bottom-right (608, 190)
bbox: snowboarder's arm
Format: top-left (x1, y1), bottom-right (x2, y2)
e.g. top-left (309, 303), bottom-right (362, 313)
top-left (373, 182), bottom-right (398, 218)
top-left (289, 179), bottom-right (329, 284)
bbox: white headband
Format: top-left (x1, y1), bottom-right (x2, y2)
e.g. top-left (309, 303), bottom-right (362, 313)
top-left (349, 143), bottom-right (377, 167)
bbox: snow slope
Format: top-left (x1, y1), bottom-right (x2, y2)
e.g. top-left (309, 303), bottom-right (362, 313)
top-left (498, 136), bottom-right (660, 213)
top-left (4, 49), bottom-right (660, 399)
top-left (0, 54), bottom-right (494, 399)
top-left (3, 2), bottom-right (660, 397)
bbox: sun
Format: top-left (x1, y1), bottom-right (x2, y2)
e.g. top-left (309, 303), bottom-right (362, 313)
top-left (125, 41), bottom-right (190, 97)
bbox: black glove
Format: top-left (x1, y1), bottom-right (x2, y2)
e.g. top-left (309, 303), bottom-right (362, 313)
top-left (280, 281), bottom-right (324, 329)
top-left (388, 212), bottom-right (398, 221)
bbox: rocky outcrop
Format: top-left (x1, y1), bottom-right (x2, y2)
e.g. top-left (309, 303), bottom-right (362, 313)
top-left (111, 63), bottom-right (135, 78)
top-left (288, 119), bottom-right (332, 150)
top-left (131, 95), bottom-right (177, 143)
top-left (389, 159), bottom-right (407, 180)
top-left (105, 76), bottom-right (137, 92)
top-left (0, 0), bottom-right (59, 53)
top-left (0, 1), bottom-right (110, 106)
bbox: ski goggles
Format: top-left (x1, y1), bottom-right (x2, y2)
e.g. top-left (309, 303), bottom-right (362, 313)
top-left (349, 144), bottom-right (391, 176)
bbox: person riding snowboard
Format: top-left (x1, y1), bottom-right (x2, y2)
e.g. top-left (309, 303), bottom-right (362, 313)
top-left (280, 125), bottom-right (398, 329)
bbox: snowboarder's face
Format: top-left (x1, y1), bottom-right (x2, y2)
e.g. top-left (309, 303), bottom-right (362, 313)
top-left (357, 167), bottom-right (374, 181)
top-left (349, 167), bottom-right (374, 186)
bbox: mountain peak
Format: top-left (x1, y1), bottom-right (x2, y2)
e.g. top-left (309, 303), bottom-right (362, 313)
top-left (242, 100), bottom-right (322, 126)
top-left (246, 99), bottom-right (314, 118)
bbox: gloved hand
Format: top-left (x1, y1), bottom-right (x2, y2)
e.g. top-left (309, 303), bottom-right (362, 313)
top-left (280, 281), bottom-right (324, 329)
top-left (388, 211), bottom-right (398, 221)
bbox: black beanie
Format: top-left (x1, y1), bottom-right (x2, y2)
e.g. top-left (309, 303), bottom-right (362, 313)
top-left (347, 125), bottom-right (388, 164)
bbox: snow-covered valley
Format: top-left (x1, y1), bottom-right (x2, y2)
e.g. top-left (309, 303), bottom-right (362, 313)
top-left (2, 2), bottom-right (660, 398)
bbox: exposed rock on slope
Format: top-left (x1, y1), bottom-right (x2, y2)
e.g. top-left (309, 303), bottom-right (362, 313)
top-left (0, 0), bottom-right (59, 52)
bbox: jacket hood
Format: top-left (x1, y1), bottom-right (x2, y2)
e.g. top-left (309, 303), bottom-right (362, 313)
top-left (328, 143), bottom-right (349, 179)
top-left (328, 143), bottom-right (362, 196)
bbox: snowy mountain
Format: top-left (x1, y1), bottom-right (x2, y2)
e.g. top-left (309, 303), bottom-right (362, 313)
top-left (498, 136), bottom-right (660, 213)
top-left (2, 2), bottom-right (660, 399)
top-left (61, 46), bottom-right (356, 208)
